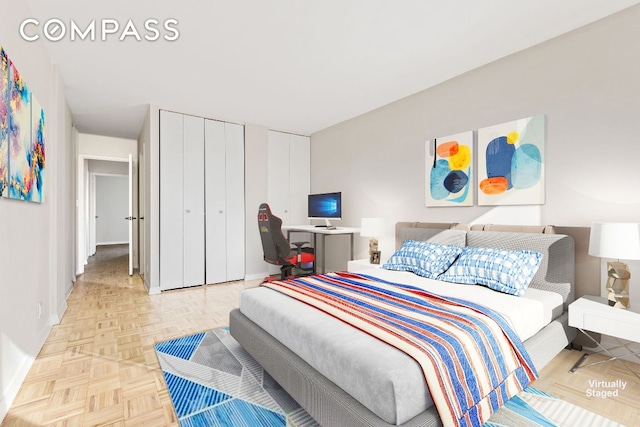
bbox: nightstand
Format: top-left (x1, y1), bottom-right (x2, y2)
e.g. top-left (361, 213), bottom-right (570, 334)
top-left (568, 295), bottom-right (640, 379)
top-left (347, 258), bottom-right (382, 272)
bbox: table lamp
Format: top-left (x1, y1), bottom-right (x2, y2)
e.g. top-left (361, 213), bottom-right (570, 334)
top-left (360, 218), bottom-right (385, 263)
top-left (588, 222), bottom-right (640, 309)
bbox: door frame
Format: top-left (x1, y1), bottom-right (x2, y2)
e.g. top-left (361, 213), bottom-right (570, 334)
top-left (76, 154), bottom-right (134, 275)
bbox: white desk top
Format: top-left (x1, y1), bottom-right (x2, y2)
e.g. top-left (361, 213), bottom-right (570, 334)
top-left (283, 224), bottom-right (360, 235)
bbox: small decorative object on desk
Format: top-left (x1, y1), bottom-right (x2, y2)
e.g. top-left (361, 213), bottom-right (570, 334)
top-left (588, 222), bottom-right (640, 309)
top-left (370, 250), bottom-right (381, 265)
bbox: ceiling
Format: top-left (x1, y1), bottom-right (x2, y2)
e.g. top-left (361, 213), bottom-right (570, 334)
top-left (23, 0), bottom-right (640, 140)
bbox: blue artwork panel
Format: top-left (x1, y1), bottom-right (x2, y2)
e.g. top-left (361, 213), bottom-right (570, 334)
top-left (425, 130), bottom-right (474, 206)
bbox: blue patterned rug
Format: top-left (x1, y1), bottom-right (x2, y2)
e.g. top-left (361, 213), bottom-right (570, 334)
top-left (155, 329), bottom-right (622, 427)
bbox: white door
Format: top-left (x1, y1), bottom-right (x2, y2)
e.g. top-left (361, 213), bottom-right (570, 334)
top-left (183, 115), bottom-right (206, 287)
top-left (128, 154), bottom-right (134, 276)
top-left (267, 130), bottom-right (291, 222)
top-left (289, 134), bottom-right (311, 224)
top-left (205, 119), bottom-right (227, 284)
top-left (225, 122), bottom-right (245, 281)
top-left (160, 110), bottom-right (185, 290)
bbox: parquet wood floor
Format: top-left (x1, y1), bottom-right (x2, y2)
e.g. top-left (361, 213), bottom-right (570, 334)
top-left (3, 245), bottom-right (639, 426)
top-left (2, 245), bottom-right (258, 427)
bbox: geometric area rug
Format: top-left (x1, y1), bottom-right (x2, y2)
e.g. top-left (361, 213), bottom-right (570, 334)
top-left (155, 328), bottom-right (623, 427)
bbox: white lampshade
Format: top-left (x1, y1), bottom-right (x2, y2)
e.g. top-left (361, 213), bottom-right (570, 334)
top-left (589, 222), bottom-right (640, 260)
top-left (360, 218), bottom-right (385, 238)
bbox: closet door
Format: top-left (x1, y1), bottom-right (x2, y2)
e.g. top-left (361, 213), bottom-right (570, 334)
top-left (160, 110), bottom-right (184, 289)
top-left (182, 115), bottom-right (205, 287)
top-left (205, 119), bottom-right (227, 284)
top-left (288, 134), bottom-right (311, 224)
top-left (267, 131), bottom-right (291, 223)
top-left (225, 122), bottom-right (245, 281)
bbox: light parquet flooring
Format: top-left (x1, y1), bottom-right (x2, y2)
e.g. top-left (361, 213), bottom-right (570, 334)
top-left (3, 245), bottom-right (640, 426)
top-left (2, 245), bottom-right (258, 427)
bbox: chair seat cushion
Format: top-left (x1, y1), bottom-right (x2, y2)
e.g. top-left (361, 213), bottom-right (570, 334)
top-left (285, 252), bottom-right (315, 265)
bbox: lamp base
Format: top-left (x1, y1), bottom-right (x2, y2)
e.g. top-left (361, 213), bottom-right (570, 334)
top-left (368, 238), bottom-right (379, 258)
top-left (606, 261), bottom-right (630, 309)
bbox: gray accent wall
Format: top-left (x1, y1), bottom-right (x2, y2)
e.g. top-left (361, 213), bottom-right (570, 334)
top-left (310, 4), bottom-right (640, 296)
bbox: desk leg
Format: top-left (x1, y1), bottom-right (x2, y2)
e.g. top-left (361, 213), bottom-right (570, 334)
top-left (350, 233), bottom-right (354, 260)
top-left (313, 233), bottom-right (317, 274)
top-left (321, 234), bottom-right (326, 274)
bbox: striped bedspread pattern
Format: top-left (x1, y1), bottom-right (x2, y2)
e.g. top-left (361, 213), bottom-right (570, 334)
top-left (262, 272), bottom-right (538, 427)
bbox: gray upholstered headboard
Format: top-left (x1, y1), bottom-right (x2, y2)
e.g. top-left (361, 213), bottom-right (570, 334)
top-left (395, 222), bottom-right (575, 307)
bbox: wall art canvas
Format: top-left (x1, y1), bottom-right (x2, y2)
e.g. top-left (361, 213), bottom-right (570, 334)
top-left (426, 130), bottom-right (473, 206)
top-left (0, 46), bottom-right (8, 197)
top-left (477, 115), bottom-right (545, 206)
top-left (30, 96), bottom-right (45, 202)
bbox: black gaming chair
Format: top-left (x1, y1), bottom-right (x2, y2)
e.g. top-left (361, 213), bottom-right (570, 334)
top-left (258, 203), bottom-right (315, 280)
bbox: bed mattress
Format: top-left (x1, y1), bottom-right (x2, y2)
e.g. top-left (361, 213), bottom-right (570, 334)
top-left (239, 269), bottom-right (563, 425)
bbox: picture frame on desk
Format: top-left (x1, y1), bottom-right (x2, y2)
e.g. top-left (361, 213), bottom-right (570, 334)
top-left (370, 250), bottom-right (381, 265)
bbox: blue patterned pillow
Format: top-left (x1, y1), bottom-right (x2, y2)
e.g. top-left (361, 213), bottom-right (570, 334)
top-left (382, 240), bottom-right (462, 279)
top-left (437, 246), bottom-right (543, 296)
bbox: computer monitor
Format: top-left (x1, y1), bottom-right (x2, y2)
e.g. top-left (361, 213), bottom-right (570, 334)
top-left (308, 192), bottom-right (341, 229)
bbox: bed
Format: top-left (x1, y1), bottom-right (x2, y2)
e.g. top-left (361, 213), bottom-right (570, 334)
top-left (229, 223), bottom-right (577, 427)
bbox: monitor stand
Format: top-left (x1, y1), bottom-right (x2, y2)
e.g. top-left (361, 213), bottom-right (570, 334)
top-left (315, 219), bottom-right (336, 230)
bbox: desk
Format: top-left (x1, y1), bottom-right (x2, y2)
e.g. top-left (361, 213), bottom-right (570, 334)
top-left (283, 225), bottom-right (360, 273)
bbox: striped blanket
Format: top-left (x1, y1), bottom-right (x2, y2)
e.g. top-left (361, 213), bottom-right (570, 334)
top-left (262, 272), bottom-right (538, 427)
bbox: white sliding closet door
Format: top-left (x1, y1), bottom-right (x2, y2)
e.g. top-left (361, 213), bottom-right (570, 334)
top-left (183, 115), bottom-right (205, 287)
top-left (205, 120), bottom-right (227, 284)
top-left (289, 134), bottom-right (311, 225)
top-left (160, 110), bottom-right (184, 289)
top-left (205, 120), bottom-right (245, 284)
top-left (225, 122), bottom-right (245, 281)
top-left (267, 131), bottom-right (291, 222)
top-left (267, 130), bottom-right (310, 225)
top-left (161, 110), bottom-right (245, 290)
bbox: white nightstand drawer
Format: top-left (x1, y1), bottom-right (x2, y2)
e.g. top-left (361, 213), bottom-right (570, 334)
top-left (569, 296), bottom-right (640, 343)
top-left (583, 314), bottom-right (640, 342)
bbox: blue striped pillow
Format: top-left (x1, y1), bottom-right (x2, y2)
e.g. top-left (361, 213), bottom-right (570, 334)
top-left (437, 246), bottom-right (543, 296)
top-left (382, 240), bottom-right (462, 279)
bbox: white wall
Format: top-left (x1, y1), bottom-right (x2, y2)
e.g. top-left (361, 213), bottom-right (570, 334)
top-left (0, 0), bottom-right (74, 420)
top-left (311, 6), bottom-right (640, 302)
top-left (95, 175), bottom-right (129, 244)
top-left (88, 159), bottom-right (128, 175)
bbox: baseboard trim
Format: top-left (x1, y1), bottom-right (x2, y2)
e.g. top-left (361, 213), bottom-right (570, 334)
top-left (244, 272), bottom-right (268, 281)
top-left (96, 241), bottom-right (128, 246)
top-left (0, 353), bottom-right (36, 423)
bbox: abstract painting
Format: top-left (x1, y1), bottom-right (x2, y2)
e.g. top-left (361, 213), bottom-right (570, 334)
top-left (30, 96), bottom-right (45, 202)
top-left (0, 46), bottom-right (8, 197)
top-left (477, 115), bottom-right (545, 206)
top-left (8, 61), bottom-right (33, 201)
top-left (426, 130), bottom-right (473, 206)
top-left (5, 55), bottom-right (45, 203)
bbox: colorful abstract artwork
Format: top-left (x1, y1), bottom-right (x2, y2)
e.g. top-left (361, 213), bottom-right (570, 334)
top-left (0, 46), bottom-right (8, 197)
top-left (477, 115), bottom-right (545, 206)
top-left (30, 96), bottom-right (45, 202)
top-left (1, 45), bottom-right (45, 203)
top-left (426, 130), bottom-right (473, 206)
